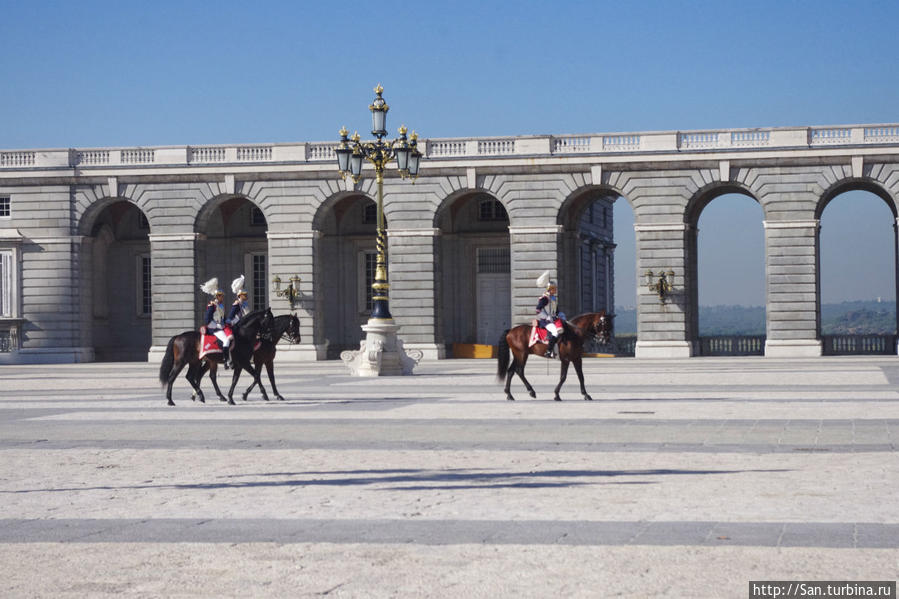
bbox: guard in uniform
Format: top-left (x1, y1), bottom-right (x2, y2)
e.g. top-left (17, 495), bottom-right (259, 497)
top-left (227, 275), bottom-right (251, 326)
top-left (535, 271), bottom-right (564, 358)
top-left (200, 277), bottom-right (233, 369)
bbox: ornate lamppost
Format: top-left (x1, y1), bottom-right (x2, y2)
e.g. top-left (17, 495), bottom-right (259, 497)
top-left (335, 84), bottom-right (423, 376)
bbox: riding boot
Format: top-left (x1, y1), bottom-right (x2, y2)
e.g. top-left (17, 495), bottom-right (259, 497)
top-left (222, 346), bottom-right (231, 370)
top-left (546, 335), bottom-right (558, 359)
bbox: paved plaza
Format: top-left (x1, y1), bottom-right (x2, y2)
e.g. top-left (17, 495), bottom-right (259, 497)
top-left (0, 356), bottom-right (897, 597)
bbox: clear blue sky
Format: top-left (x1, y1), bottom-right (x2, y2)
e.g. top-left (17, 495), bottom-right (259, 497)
top-left (2, 0), bottom-right (897, 306)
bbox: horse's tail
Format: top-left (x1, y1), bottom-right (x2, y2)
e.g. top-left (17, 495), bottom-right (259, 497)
top-left (158, 336), bottom-right (176, 385)
top-left (496, 329), bottom-right (511, 382)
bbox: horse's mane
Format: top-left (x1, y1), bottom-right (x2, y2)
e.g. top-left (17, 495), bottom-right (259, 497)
top-left (232, 308), bottom-right (271, 337)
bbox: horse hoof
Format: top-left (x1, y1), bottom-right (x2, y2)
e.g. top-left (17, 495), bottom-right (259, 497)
top-left (506, 395), bottom-right (515, 401)
top-left (276, 395), bottom-right (285, 401)
top-left (167, 400), bottom-right (175, 407)
top-left (242, 395), bottom-right (248, 402)
top-left (528, 390), bottom-right (536, 398)
top-left (218, 396), bottom-right (227, 402)
top-left (554, 396), bottom-right (562, 402)
top-left (228, 398), bottom-right (235, 406)
top-left (583, 394), bottom-right (593, 401)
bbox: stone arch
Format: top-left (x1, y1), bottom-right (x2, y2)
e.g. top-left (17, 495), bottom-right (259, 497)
top-left (81, 199), bottom-right (152, 360)
top-left (194, 193), bottom-right (269, 314)
top-left (815, 179), bottom-right (897, 220)
top-left (556, 185), bottom-right (622, 323)
top-left (76, 189), bottom-right (152, 238)
top-left (683, 182), bottom-right (766, 354)
top-left (434, 188), bottom-right (511, 349)
top-left (312, 190), bottom-right (382, 357)
top-left (815, 179), bottom-right (899, 350)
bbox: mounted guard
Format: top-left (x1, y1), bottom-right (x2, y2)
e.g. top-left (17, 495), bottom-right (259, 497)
top-left (227, 275), bottom-right (251, 326)
top-left (533, 270), bottom-right (565, 358)
top-left (200, 277), bottom-right (233, 369)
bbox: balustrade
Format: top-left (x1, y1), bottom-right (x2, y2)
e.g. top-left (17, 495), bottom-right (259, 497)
top-left (189, 147), bottom-right (226, 163)
top-left (307, 143), bottom-right (335, 161)
top-left (553, 136), bottom-right (591, 153)
top-left (810, 128), bottom-right (851, 145)
top-left (864, 127), bottom-right (899, 143)
top-left (121, 149), bottom-right (155, 164)
top-left (822, 334), bottom-right (897, 355)
top-left (477, 139), bottom-right (514, 155)
top-left (0, 152), bottom-right (35, 167)
top-left (679, 132), bottom-right (719, 149)
top-left (731, 131), bottom-right (770, 146)
top-left (602, 135), bottom-right (641, 151)
top-left (236, 146), bottom-right (272, 161)
top-left (698, 335), bottom-right (766, 356)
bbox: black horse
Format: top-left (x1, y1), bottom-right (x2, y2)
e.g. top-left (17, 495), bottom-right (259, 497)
top-left (194, 313), bottom-right (301, 402)
top-left (158, 308), bottom-right (274, 406)
top-left (496, 311), bottom-right (613, 401)
top-left (239, 313), bottom-right (301, 401)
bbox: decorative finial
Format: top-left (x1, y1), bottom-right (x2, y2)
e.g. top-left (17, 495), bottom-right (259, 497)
top-left (398, 125), bottom-right (407, 135)
top-left (410, 131), bottom-right (418, 141)
top-left (374, 83), bottom-right (384, 94)
top-left (351, 131), bottom-right (361, 143)
top-left (339, 126), bottom-right (348, 137)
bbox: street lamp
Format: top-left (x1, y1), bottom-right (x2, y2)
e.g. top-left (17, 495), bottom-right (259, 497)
top-left (272, 275), bottom-right (302, 311)
top-left (335, 84), bottom-right (422, 320)
top-left (335, 84), bottom-right (424, 376)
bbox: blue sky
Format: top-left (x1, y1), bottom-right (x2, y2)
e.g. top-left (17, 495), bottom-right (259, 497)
top-left (2, 0), bottom-right (897, 306)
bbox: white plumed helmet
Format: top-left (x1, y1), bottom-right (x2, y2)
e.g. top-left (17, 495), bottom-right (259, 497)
top-left (231, 275), bottom-right (247, 296)
top-left (536, 270), bottom-right (556, 289)
top-left (200, 277), bottom-right (222, 296)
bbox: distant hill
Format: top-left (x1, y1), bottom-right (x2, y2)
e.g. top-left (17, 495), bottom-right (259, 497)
top-left (612, 300), bottom-right (896, 335)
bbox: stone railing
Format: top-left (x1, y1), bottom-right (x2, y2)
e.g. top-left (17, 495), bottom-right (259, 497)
top-left (3, 124), bottom-right (899, 170)
top-left (822, 334), bottom-right (897, 355)
top-left (698, 335), bottom-right (766, 356)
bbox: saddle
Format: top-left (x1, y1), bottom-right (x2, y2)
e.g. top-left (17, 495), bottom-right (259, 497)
top-left (528, 318), bottom-right (563, 348)
top-left (198, 325), bottom-right (233, 360)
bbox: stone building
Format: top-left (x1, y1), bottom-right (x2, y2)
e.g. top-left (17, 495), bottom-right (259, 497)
top-left (0, 124), bottom-right (898, 363)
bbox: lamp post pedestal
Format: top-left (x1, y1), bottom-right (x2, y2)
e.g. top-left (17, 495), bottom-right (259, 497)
top-left (341, 318), bottom-right (422, 376)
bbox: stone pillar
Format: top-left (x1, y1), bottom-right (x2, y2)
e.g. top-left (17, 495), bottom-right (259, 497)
top-left (388, 228), bottom-right (444, 359)
top-left (267, 231), bottom-right (326, 360)
top-left (763, 220), bottom-right (822, 357)
top-left (634, 223), bottom-right (692, 358)
top-left (509, 226), bottom-right (563, 324)
top-left (146, 233), bottom-right (201, 363)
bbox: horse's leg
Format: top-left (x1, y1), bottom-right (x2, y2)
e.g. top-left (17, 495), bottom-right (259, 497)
top-left (573, 356), bottom-right (592, 400)
top-left (504, 355), bottom-right (517, 401)
top-left (242, 359), bottom-right (259, 401)
top-left (186, 363), bottom-right (205, 403)
top-left (206, 362), bottom-right (226, 401)
top-left (265, 360), bottom-right (283, 401)
top-left (226, 367), bottom-right (242, 406)
top-left (249, 361), bottom-right (270, 402)
top-left (553, 359), bottom-right (571, 402)
top-left (165, 361), bottom-right (188, 407)
top-left (516, 353), bottom-right (537, 399)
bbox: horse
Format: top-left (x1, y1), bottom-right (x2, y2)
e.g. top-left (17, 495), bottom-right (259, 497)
top-left (158, 308), bottom-right (274, 406)
top-left (211, 313), bottom-right (301, 402)
top-left (496, 311), bottom-right (613, 401)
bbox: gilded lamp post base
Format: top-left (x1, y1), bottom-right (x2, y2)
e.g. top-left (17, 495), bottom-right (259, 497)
top-left (340, 319), bottom-right (423, 376)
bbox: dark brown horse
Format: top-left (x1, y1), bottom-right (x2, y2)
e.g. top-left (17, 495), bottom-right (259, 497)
top-left (496, 311), bottom-right (613, 401)
top-left (158, 308), bottom-right (274, 406)
top-left (236, 313), bottom-right (301, 401)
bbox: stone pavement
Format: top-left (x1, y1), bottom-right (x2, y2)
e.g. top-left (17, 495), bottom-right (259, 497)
top-left (0, 356), bottom-right (897, 597)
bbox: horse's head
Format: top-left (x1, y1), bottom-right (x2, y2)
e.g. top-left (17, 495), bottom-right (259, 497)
top-left (593, 311), bottom-right (613, 345)
top-left (285, 313), bottom-right (302, 343)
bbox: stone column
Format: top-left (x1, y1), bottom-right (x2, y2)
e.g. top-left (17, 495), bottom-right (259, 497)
top-left (266, 231), bottom-right (326, 361)
top-left (509, 226), bottom-right (563, 325)
top-left (388, 228), bottom-right (444, 360)
top-left (146, 233), bottom-right (201, 363)
top-left (763, 220), bottom-right (822, 357)
top-left (634, 223), bottom-right (692, 358)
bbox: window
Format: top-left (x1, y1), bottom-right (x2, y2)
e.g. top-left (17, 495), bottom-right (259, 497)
top-left (137, 255), bottom-right (152, 316)
top-left (251, 254), bottom-right (267, 311)
top-left (0, 250), bottom-right (12, 316)
top-left (478, 198), bottom-right (507, 221)
top-left (362, 203), bottom-right (377, 225)
top-left (0, 197), bottom-right (9, 218)
top-left (250, 207), bottom-right (267, 227)
top-left (477, 247), bottom-right (510, 273)
top-left (358, 250), bottom-right (377, 313)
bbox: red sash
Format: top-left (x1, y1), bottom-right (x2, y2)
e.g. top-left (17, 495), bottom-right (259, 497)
top-left (528, 318), bottom-right (563, 347)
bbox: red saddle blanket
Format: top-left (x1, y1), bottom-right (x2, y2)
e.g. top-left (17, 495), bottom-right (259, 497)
top-left (528, 318), bottom-right (563, 347)
top-left (199, 332), bottom-right (262, 361)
